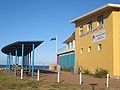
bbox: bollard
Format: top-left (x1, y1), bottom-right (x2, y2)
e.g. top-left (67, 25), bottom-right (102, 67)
top-left (106, 74), bottom-right (109, 87)
top-left (21, 68), bottom-right (23, 79)
top-left (37, 70), bottom-right (39, 81)
top-left (57, 65), bottom-right (60, 83)
top-left (57, 71), bottom-right (60, 83)
top-left (80, 72), bottom-right (82, 85)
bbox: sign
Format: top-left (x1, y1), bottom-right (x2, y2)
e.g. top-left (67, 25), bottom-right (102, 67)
top-left (80, 25), bottom-right (104, 38)
top-left (92, 30), bottom-right (106, 43)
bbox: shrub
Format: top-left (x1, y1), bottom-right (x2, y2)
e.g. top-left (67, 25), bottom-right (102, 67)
top-left (93, 68), bottom-right (108, 78)
top-left (83, 69), bottom-right (92, 75)
top-left (61, 68), bottom-right (71, 72)
top-left (78, 67), bottom-right (92, 75)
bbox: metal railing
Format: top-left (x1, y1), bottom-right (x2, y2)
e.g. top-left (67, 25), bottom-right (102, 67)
top-left (57, 46), bottom-right (75, 54)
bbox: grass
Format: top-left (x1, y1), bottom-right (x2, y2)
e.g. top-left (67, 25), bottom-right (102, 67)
top-left (0, 70), bottom-right (118, 90)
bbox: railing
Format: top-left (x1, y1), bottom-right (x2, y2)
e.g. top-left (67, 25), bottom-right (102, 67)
top-left (57, 46), bottom-right (75, 54)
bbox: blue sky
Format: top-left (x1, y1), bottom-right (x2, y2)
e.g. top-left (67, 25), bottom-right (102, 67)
top-left (0, 0), bottom-right (120, 65)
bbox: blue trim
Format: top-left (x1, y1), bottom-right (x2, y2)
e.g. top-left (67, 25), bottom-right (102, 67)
top-left (15, 49), bottom-right (17, 77)
top-left (6, 55), bottom-right (9, 73)
top-left (29, 53), bottom-right (31, 69)
top-left (8, 52), bottom-right (11, 74)
top-left (32, 44), bottom-right (34, 80)
top-left (22, 44), bottom-right (24, 68)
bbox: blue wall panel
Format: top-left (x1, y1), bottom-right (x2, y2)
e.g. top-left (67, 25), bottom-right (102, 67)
top-left (58, 52), bottom-right (75, 68)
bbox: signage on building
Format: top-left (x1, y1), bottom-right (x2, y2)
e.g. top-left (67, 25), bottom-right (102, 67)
top-left (92, 30), bottom-right (106, 43)
top-left (80, 25), bottom-right (104, 38)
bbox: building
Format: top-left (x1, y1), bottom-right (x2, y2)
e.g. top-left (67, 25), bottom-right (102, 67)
top-left (57, 32), bottom-right (75, 69)
top-left (70, 3), bottom-right (120, 76)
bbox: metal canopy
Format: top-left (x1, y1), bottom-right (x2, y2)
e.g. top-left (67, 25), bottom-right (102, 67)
top-left (1, 41), bottom-right (43, 56)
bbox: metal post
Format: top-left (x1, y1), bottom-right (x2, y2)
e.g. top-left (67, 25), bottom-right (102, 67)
top-left (57, 71), bottom-right (60, 83)
top-left (80, 72), bottom-right (82, 85)
top-left (22, 44), bottom-right (24, 68)
top-left (18, 56), bottom-right (19, 64)
top-left (37, 70), bottom-right (39, 81)
top-left (29, 53), bottom-right (31, 69)
top-left (106, 74), bottom-right (109, 87)
top-left (21, 44), bottom-right (24, 79)
top-left (11, 56), bottom-right (13, 65)
top-left (8, 52), bottom-right (11, 74)
top-left (56, 36), bottom-right (58, 64)
top-left (32, 44), bottom-right (34, 80)
top-left (14, 49), bottom-right (17, 77)
top-left (6, 55), bottom-right (9, 73)
top-left (21, 68), bottom-right (23, 79)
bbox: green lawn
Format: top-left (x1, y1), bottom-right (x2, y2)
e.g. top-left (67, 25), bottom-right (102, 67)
top-left (0, 70), bottom-right (116, 90)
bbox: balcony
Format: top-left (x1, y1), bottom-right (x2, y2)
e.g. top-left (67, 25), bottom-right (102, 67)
top-left (57, 46), bottom-right (75, 55)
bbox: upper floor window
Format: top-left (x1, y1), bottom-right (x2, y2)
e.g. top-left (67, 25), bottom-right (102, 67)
top-left (79, 25), bottom-right (84, 35)
top-left (80, 48), bottom-right (83, 54)
top-left (71, 41), bottom-right (73, 49)
top-left (68, 43), bottom-right (70, 50)
top-left (73, 40), bottom-right (75, 48)
top-left (87, 21), bottom-right (92, 31)
top-left (97, 15), bottom-right (104, 26)
top-left (88, 46), bottom-right (91, 52)
top-left (98, 44), bottom-right (102, 51)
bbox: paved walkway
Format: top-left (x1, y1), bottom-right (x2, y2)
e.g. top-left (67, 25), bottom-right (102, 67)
top-left (37, 71), bottom-right (120, 89)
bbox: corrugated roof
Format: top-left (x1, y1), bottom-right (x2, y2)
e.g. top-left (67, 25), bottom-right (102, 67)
top-left (1, 41), bottom-right (43, 56)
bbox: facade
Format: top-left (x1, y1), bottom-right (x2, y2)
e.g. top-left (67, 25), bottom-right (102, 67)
top-left (70, 3), bottom-right (120, 76)
top-left (57, 32), bottom-right (75, 69)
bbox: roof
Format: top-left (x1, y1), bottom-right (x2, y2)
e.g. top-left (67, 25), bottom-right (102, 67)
top-left (63, 32), bottom-right (75, 43)
top-left (70, 3), bottom-right (120, 23)
top-left (1, 41), bottom-right (43, 56)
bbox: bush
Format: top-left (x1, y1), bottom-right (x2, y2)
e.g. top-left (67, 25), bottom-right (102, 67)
top-left (93, 68), bottom-right (108, 78)
top-left (78, 67), bottom-right (92, 75)
top-left (61, 68), bottom-right (71, 72)
top-left (83, 69), bottom-right (92, 75)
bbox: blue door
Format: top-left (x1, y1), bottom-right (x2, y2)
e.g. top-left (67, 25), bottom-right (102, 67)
top-left (58, 52), bottom-right (75, 68)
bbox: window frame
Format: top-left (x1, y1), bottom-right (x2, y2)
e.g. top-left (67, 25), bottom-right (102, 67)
top-left (98, 44), bottom-right (102, 51)
top-left (88, 46), bottom-right (91, 53)
top-left (79, 25), bottom-right (84, 35)
top-left (87, 21), bottom-right (92, 31)
top-left (97, 15), bottom-right (104, 26)
top-left (80, 48), bottom-right (83, 54)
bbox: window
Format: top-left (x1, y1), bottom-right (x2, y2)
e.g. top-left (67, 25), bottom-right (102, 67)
top-left (73, 40), bottom-right (75, 48)
top-left (97, 15), bottom-right (104, 26)
top-left (71, 41), bottom-right (73, 49)
top-left (79, 26), bottom-right (84, 35)
top-left (98, 44), bottom-right (102, 51)
top-left (68, 43), bottom-right (70, 50)
top-left (80, 48), bottom-right (83, 54)
top-left (88, 46), bottom-right (91, 52)
top-left (87, 21), bottom-right (92, 31)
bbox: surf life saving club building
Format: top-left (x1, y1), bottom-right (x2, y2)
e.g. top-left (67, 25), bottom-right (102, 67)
top-left (58, 3), bottom-right (120, 76)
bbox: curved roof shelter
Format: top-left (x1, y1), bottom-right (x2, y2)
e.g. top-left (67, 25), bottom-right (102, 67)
top-left (1, 41), bottom-right (43, 79)
top-left (1, 41), bottom-right (43, 56)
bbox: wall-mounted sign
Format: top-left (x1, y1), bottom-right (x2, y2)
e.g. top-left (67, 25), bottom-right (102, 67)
top-left (80, 25), bottom-right (104, 38)
top-left (92, 30), bottom-right (106, 43)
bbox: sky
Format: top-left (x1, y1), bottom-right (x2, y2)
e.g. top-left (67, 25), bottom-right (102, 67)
top-left (0, 0), bottom-right (120, 65)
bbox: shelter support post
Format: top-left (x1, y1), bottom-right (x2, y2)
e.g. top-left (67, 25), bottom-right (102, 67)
top-left (21, 44), bottom-right (24, 79)
top-left (6, 55), bottom-right (9, 73)
top-left (14, 49), bottom-right (17, 77)
top-left (8, 52), bottom-right (11, 74)
top-left (32, 44), bottom-right (34, 80)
